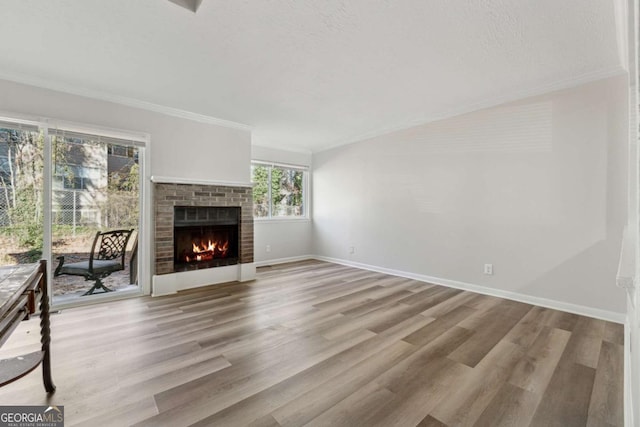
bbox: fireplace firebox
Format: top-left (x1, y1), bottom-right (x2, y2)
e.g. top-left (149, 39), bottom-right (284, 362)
top-left (173, 206), bottom-right (240, 272)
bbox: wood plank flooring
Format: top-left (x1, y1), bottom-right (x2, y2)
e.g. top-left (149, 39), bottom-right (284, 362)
top-left (0, 260), bottom-right (624, 426)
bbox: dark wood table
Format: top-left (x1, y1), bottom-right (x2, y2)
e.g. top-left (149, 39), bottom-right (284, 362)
top-left (0, 260), bottom-right (55, 393)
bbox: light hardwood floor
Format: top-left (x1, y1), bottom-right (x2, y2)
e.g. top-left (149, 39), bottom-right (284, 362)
top-left (0, 260), bottom-right (624, 426)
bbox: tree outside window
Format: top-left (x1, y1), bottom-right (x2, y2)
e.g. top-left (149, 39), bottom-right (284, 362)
top-left (251, 162), bottom-right (307, 219)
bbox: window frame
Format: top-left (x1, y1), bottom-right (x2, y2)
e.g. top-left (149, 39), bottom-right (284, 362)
top-left (251, 160), bottom-right (310, 221)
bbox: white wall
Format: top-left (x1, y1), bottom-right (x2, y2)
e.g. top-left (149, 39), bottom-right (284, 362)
top-left (628, 83), bottom-right (639, 426)
top-left (629, 0), bottom-right (640, 420)
top-left (254, 219), bottom-right (313, 265)
top-left (252, 145), bottom-right (312, 168)
top-left (0, 79), bottom-right (252, 183)
top-left (252, 145), bottom-right (313, 264)
top-left (313, 76), bottom-right (628, 316)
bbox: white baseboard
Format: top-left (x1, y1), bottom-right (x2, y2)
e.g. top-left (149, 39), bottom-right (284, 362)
top-left (150, 254), bottom-right (626, 323)
top-left (255, 255), bottom-right (314, 268)
top-left (312, 255), bottom-right (626, 324)
top-left (625, 320), bottom-right (634, 427)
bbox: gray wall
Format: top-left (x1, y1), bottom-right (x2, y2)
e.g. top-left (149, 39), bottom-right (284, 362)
top-left (312, 76), bottom-right (629, 315)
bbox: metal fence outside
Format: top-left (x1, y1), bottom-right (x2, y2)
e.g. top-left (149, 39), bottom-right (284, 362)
top-left (52, 189), bottom-right (101, 236)
top-left (0, 186), bottom-right (138, 235)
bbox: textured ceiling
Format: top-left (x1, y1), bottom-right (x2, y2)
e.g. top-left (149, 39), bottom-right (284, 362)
top-left (0, 0), bottom-right (624, 152)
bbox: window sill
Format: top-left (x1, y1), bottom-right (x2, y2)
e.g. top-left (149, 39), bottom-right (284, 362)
top-left (254, 217), bottom-right (311, 224)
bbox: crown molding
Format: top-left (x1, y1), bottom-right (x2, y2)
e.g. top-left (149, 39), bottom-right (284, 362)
top-left (314, 65), bottom-right (627, 153)
top-left (251, 143), bottom-right (313, 155)
top-left (0, 71), bottom-right (252, 132)
top-left (0, 65), bottom-right (626, 154)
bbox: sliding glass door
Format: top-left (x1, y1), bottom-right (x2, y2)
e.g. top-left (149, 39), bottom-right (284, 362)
top-left (0, 116), bottom-right (145, 307)
top-left (50, 130), bottom-right (142, 305)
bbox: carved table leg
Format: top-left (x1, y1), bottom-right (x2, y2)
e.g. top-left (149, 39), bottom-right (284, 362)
top-left (39, 260), bottom-right (55, 393)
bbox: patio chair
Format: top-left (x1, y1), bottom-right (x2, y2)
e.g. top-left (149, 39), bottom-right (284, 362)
top-left (54, 229), bottom-right (134, 296)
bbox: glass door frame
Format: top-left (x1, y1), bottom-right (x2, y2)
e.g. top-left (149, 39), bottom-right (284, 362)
top-left (48, 120), bottom-right (151, 309)
top-left (0, 112), bottom-right (151, 308)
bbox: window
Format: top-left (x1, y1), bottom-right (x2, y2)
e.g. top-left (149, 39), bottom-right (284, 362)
top-left (251, 161), bottom-right (308, 219)
top-left (53, 174), bottom-right (93, 190)
top-left (108, 144), bottom-right (137, 159)
top-left (52, 165), bottom-right (98, 190)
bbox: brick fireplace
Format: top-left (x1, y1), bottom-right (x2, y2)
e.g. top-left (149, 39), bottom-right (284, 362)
top-left (152, 181), bottom-right (254, 295)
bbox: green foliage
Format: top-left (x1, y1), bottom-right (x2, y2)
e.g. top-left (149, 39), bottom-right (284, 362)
top-left (252, 165), bottom-right (270, 217)
top-left (252, 165), bottom-right (268, 200)
top-left (104, 155), bottom-right (140, 228)
top-left (12, 190), bottom-right (43, 248)
top-left (2, 129), bottom-right (44, 251)
top-left (108, 162), bottom-right (139, 192)
top-left (103, 191), bottom-right (139, 228)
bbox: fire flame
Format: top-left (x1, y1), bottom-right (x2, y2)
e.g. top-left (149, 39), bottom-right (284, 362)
top-left (184, 238), bottom-right (230, 263)
top-left (192, 239), bottom-right (229, 254)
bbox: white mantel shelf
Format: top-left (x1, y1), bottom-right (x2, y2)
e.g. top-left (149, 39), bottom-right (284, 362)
top-left (150, 176), bottom-right (254, 188)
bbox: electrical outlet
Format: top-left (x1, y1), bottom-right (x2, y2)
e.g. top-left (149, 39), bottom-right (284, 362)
top-left (484, 264), bottom-right (493, 275)
top-left (266, 245), bottom-right (271, 253)
top-left (349, 246), bottom-right (355, 254)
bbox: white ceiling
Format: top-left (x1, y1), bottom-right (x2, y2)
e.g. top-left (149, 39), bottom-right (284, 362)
top-left (0, 1), bottom-right (624, 152)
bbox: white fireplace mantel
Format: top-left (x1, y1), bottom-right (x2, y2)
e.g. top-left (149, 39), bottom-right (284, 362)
top-left (150, 175), bottom-right (254, 188)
